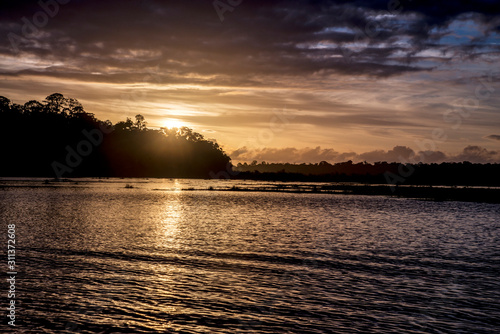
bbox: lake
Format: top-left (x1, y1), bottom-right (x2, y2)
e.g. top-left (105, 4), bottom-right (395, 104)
top-left (1, 178), bottom-right (499, 333)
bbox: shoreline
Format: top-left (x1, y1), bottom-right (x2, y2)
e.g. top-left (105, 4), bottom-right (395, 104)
top-left (179, 185), bottom-right (500, 204)
top-left (1, 179), bottom-right (499, 204)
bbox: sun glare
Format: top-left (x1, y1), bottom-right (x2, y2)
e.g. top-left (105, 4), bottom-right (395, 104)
top-left (163, 119), bottom-right (184, 129)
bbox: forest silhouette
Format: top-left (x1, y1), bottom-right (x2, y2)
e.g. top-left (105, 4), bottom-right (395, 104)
top-left (234, 160), bottom-right (500, 186)
top-left (1, 93), bottom-right (499, 187)
top-left (0, 94), bottom-right (230, 178)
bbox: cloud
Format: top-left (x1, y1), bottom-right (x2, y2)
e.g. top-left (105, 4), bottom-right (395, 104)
top-left (451, 145), bottom-right (500, 163)
top-left (358, 146), bottom-right (415, 163)
top-left (0, 1), bottom-right (499, 156)
top-left (485, 134), bottom-right (500, 141)
top-left (416, 150), bottom-right (448, 163)
top-left (1, 0), bottom-right (499, 83)
top-left (230, 146), bottom-right (355, 163)
top-left (231, 145), bottom-right (500, 164)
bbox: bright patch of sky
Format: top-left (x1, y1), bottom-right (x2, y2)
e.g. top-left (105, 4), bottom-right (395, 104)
top-left (317, 26), bottom-right (356, 34)
top-left (436, 19), bottom-right (496, 46)
top-left (296, 41), bottom-right (342, 50)
top-left (0, 54), bottom-right (63, 72)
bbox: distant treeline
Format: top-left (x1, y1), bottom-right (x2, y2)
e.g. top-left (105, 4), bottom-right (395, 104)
top-left (2, 93), bottom-right (499, 186)
top-left (0, 94), bottom-right (230, 178)
top-left (234, 161), bottom-right (500, 186)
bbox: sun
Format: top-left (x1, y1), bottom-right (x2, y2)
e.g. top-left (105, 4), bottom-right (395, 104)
top-left (162, 119), bottom-right (184, 129)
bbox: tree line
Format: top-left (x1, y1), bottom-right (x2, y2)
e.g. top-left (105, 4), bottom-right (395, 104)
top-left (1, 93), bottom-right (498, 185)
top-left (0, 93), bottom-right (231, 178)
top-left (234, 160), bottom-right (500, 186)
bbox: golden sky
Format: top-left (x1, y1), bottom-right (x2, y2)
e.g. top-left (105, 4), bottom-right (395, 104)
top-left (1, 0), bottom-right (499, 162)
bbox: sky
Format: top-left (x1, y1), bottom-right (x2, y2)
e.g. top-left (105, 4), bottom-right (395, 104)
top-left (1, 0), bottom-right (500, 163)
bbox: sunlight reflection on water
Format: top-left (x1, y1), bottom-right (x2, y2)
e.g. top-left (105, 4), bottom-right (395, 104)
top-left (158, 192), bottom-right (182, 247)
top-left (0, 178), bottom-right (499, 333)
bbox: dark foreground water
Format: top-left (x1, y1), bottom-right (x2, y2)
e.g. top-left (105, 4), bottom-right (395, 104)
top-left (1, 179), bottom-right (499, 333)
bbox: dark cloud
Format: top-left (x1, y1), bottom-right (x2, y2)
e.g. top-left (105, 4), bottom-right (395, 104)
top-left (1, 1), bottom-right (499, 155)
top-left (485, 134), bottom-right (500, 141)
top-left (1, 0), bottom-right (499, 83)
top-left (232, 145), bottom-right (500, 164)
top-left (230, 146), bottom-right (355, 163)
top-left (358, 145), bottom-right (415, 162)
top-left (416, 150), bottom-right (448, 163)
top-left (452, 145), bottom-right (500, 163)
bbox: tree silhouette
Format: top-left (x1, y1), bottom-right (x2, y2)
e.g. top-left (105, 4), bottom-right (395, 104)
top-left (44, 93), bottom-right (66, 114)
top-left (115, 117), bottom-right (134, 131)
top-left (23, 100), bottom-right (44, 113)
top-left (234, 160), bottom-right (500, 186)
top-left (134, 114), bottom-right (147, 131)
top-left (0, 93), bottom-right (231, 178)
top-left (1, 93), bottom-right (499, 184)
top-left (0, 96), bottom-right (10, 109)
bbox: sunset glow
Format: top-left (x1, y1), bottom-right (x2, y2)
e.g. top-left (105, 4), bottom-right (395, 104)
top-left (162, 119), bottom-right (184, 130)
top-left (1, 2), bottom-right (500, 333)
top-left (0, 1), bottom-right (499, 163)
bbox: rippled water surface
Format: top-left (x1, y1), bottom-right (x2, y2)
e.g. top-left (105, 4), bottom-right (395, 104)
top-left (1, 179), bottom-right (499, 333)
